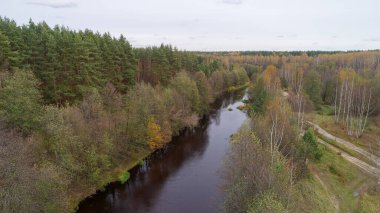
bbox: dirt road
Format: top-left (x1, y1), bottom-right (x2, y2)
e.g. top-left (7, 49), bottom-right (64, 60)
top-left (318, 138), bottom-right (380, 177)
top-left (307, 121), bottom-right (380, 167)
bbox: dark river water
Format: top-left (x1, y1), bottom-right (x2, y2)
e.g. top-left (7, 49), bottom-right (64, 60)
top-left (77, 90), bottom-right (248, 213)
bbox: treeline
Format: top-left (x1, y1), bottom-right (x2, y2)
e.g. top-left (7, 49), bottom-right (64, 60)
top-left (0, 17), bottom-right (221, 105)
top-left (222, 51), bottom-right (380, 137)
top-left (0, 17), bottom-right (249, 212)
top-left (199, 50), bottom-right (377, 57)
top-left (136, 46), bottom-right (220, 85)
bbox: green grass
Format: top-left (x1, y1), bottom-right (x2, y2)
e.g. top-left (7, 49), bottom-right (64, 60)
top-left (290, 176), bottom-right (334, 213)
top-left (310, 146), bottom-right (380, 212)
top-left (316, 132), bottom-right (377, 167)
top-left (360, 192), bottom-right (380, 213)
top-left (317, 105), bottom-right (335, 116)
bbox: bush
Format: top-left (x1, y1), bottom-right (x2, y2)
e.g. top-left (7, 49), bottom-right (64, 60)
top-left (119, 171), bottom-right (130, 184)
top-left (303, 128), bottom-right (323, 161)
top-left (247, 192), bottom-right (287, 213)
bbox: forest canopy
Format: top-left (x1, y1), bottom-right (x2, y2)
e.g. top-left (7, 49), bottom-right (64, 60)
top-left (0, 17), bottom-right (249, 212)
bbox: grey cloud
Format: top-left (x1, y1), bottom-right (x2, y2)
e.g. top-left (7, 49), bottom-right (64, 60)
top-left (276, 35), bottom-right (284, 38)
top-left (364, 38), bottom-right (380, 42)
top-left (220, 0), bottom-right (243, 5)
top-left (27, 1), bottom-right (77, 9)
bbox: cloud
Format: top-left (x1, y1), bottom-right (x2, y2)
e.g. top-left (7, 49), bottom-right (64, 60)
top-left (220, 0), bottom-right (243, 5)
top-left (276, 35), bottom-right (284, 38)
top-left (27, 1), bottom-right (77, 9)
top-left (364, 38), bottom-right (380, 42)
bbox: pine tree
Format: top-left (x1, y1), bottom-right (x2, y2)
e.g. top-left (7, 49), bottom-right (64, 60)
top-left (0, 31), bottom-right (13, 71)
top-left (305, 70), bottom-right (323, 109)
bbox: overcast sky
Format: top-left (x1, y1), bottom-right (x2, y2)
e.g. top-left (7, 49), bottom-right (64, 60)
top-left (1, 0), bottom-right (380, 51)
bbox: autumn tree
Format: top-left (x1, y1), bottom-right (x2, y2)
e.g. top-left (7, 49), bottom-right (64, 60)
top-left (193, 71), bottom-right (213, 114)
top-left (334, 68), bottom-right (373, 137)
top-left (223, 124), bottom-right (291, 213)
top-left (169, 72), bottom-right (201, 114)
top-left (262, 65), bottom-right (281, 94)
top-left (147, 118), bottom-right (165, 150)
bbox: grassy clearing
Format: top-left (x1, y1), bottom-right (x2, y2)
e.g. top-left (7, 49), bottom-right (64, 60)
top-left (361, 192), bottom-right (380, 212)
top-left (290, 175), bottom-right (334, 213)
top-left (317, 105), bottom-right (335, 116)
top-left (307, 146), bottom-right (380, 212)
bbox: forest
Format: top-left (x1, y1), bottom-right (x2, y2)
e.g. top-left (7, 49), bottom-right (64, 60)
top-left (1, 16), bottom-right (380, 213)
top-left (222, 51), bottom-right (380, 212)
top-left (0, 17), bottom-right (249, 212)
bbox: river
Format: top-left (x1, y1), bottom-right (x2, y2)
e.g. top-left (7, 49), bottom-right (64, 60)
top-left (77, 89), bottom-right (248, 213)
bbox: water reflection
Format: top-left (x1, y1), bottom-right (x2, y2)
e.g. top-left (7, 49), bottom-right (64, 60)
top-left (77, 90), bottom-right (247, 213)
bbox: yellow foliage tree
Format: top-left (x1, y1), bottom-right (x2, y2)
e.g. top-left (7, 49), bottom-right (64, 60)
top-left (262, 65), bottom-right (280, 93)
top-left (147, 118), bottom-right (165, 150)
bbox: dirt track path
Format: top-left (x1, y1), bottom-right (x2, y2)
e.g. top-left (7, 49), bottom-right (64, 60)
top-left (317, 138), bottom-right (380, 177)
top-left (307, 121), bottom-right (380, 166)
top-left (311, 170), bottom-right (340, 213)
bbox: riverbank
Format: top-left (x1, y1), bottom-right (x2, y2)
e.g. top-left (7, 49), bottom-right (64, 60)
top-left (69, 149), bottom-right (151, 211)
top-left (72, 85), bottom-right (249, 212)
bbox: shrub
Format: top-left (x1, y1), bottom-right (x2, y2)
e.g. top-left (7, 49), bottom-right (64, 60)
top-left (119, 171), bottom-right (130, 184)
top-left (303, 128), bottom-right (323, 161)
top-left (247, 192), bottom-right (287, 213)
